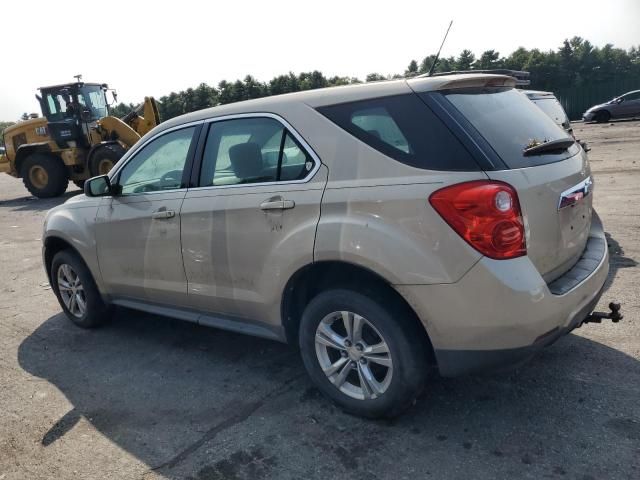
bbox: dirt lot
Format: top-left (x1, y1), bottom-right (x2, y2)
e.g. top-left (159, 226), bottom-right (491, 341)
top-left (0, 121), bottom-right (639, 480)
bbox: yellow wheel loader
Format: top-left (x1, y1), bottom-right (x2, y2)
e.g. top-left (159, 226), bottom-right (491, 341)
top-left (0, 79), bottom-right (160, 198)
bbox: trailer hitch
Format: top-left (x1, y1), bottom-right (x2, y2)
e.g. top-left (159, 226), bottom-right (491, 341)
top-left (583, 302), bottom-right (623, 324)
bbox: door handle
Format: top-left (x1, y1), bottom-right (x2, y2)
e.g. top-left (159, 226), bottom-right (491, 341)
top-left (260, 199), bottom-right (295, 211)
top-left (151, 209), bottom-right (176, 219)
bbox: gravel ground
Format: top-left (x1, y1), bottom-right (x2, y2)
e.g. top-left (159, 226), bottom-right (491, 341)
top-left (0, 121), bottom-right (638, 480)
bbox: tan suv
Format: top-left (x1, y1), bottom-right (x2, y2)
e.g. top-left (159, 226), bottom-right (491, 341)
top-left (43, 74), bottom-right (612, 417)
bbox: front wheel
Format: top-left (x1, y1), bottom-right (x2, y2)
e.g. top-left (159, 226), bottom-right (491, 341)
top-left (594, 110), bottom-right (611, 123)
top-left (50, 250), bottom-right (112, 328)
top-left (22, 153), bottom-right (68, 198)
top-left (299, 289), bottom-right (428, 418)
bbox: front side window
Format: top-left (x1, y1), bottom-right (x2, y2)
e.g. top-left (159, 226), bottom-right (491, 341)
top-left (198, 117), bottom-right (314, 187)
top-left (77, 86), bottom-right (108, 119)
top-left (622, 91), bottom-right (640, 102)
top-left (118, 126), bottom-right (196, 194)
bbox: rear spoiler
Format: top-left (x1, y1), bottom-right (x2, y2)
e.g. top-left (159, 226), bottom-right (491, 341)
top-left (408, 73), bottom-right (517, 93)
top-left (425, 69), bottom-right (531, 86)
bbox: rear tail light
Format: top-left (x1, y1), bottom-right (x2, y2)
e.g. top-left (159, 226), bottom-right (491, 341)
top-left (429, 181), bottom-right (526, 260)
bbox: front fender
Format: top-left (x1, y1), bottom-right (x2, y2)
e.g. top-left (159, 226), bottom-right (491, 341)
top-left (43, 199), bottom-right (103, 292)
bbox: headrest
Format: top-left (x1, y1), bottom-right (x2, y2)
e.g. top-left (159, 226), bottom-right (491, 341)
top-left (228, 142), bottom-right (263, 179)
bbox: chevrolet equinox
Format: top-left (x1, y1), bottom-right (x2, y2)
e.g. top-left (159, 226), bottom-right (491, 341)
top-left (43, 74), bottom-right (610, 418)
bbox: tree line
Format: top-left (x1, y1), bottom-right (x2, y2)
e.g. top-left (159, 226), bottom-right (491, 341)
top-left (7, 36), bottom-right (639, 126)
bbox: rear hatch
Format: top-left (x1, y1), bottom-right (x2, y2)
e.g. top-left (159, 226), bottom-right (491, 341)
top-left (426, 85), bottom-right (591, 282)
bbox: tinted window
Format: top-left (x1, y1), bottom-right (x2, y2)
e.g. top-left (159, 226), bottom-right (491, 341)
top-left (443, 87), bottom-right (579, 169)
top-left (118, 127), bottom-right (195, 194)
top-left (199, 117), bottom-right (314, 187)
top-left (280, 132), bottom-right (313, 181)
top-left (317, 94), bottom-right (478, 171)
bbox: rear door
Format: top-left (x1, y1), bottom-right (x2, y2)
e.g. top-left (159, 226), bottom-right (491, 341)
top-left (429, 87), bottom-right (591, 282)
top-left (180, 115), bottom-right (326, 323)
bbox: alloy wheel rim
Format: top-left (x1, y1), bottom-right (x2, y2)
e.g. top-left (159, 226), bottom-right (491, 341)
top-left (57, 264), bottom-right (86, 318)
top-left (29, 166), bottom-right (48, 189)
top-left (314, 310), bottom-right (393, 400)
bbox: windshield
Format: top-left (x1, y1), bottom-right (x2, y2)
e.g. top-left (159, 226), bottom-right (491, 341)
top-left (443, 87), bottom-right (578, 169)
top-left (77, 85), bottom-right (108, 120)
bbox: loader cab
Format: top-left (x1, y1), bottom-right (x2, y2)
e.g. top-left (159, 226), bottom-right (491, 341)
top-left (38, 82), bottom-right (109, 148)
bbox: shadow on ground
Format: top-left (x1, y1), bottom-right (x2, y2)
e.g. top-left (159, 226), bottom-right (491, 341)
top-left (18, 307), bottom-right (640, 479)
top-left (604, 232), bottom-right (638, 294)
top-left (0, 188), bottom-right (81, 212)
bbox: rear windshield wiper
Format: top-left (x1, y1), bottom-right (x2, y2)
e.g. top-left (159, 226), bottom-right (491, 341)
top-left (523, 138), bottom-right (575, 156)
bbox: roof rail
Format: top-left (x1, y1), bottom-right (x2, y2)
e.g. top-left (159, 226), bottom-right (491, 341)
top-left (418, 69), bottom-right (531, 86)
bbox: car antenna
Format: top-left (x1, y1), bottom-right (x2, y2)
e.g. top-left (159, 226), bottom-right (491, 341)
top-left (427, 20), bottom-right (453, 77)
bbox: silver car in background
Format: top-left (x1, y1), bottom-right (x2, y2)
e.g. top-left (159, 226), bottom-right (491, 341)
top-left (522, 90), bottom-right (573, 137)
top-left (583, 90), bottom-right (640, 123)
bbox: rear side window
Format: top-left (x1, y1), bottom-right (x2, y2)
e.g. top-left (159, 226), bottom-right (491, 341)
top-left (317, 94), bottom-right (479, 171)
top-left (441, 87), bottom-right (579, 169)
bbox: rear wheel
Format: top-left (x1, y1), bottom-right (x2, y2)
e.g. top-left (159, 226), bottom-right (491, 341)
top-left (594, 110), bottom-right (611, 123)
top-left (299, 289), bottom-right (428, 418)
top-left (51, 250), bottom-right (112, 328)
top-left (21, 153), bottom-right (68, 198)
top-left (88, 144), bottom-right (125, 177)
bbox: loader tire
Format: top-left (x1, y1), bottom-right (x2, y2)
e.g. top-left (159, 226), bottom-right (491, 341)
top-left (89, 144), bottom-right (126, 177)
top-left (22, 153), bottom-right (68, 198)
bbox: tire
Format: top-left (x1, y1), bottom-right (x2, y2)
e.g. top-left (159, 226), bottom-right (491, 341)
top-left (21, 153), bottom-right (68, 198)
top-left (73, 180), bottom-right (85, 190)
top-left (50, 250), bottom-right (112, 328)
top-left (88, 144), bottom-right (126, 177)
top-left (299, 289), bottom-right (428, 418)
top-left (594, 110), bottom-right (611, 123)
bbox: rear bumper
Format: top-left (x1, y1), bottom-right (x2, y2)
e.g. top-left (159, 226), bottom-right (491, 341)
top-left (395, 212), bottom-right (610, 377)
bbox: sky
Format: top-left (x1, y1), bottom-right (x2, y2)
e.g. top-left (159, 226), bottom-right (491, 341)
top-left (2, 0), bottom-right (639, 120)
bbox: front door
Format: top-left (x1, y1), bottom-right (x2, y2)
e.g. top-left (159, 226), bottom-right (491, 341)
top-left (180, 116), bottom-right (326, 325)
top-left (616, 91), bottom-right (640, 118)
top-left (96, 125), bottom-right (200, 305)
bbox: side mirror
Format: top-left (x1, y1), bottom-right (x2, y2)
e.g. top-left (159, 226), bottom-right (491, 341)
top-left (616, 98), bottom-right (624, 104)
top-left (84, 175), bottom-right (118, 197)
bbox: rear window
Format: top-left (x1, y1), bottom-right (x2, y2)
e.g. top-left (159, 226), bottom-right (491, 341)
top-left (441, 87), bottom-right (579, 169)
top-left (316, 94), bottom-right (479, 171)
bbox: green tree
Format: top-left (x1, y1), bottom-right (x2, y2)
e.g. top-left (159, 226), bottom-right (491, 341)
top-left (366, 73), bottom-right (387, 82)
top-left (405, 59), bottom-right (419, 77)
top-left (475, 50), bottom-right (502, 69)
top-left (455, 50), bottom-right (476, 70)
